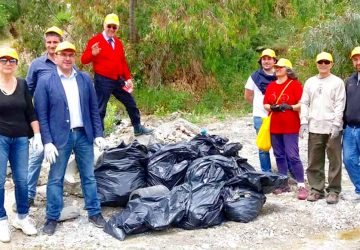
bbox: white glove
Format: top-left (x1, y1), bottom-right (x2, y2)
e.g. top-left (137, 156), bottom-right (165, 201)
top-left (299, 124), bottom-right (308, 139)
top-left (44, 143), bottom-right (59, 164)
top-left (94, 137), bottom-right (108, 151)
top-left (330, 125), bottom-right (341, 139)
top-left (32, 133), bottom-right (44, 155)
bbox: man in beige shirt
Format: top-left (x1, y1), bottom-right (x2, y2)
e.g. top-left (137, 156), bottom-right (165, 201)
top-left (300, 52), bottom-right (346, 204)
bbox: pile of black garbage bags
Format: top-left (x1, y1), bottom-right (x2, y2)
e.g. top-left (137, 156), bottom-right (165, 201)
top-left (94, 133), bottom-right (288, 241)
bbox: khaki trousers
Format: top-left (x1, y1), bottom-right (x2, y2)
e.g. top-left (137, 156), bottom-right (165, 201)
top-left (306, 132), bottom-right (342, 194)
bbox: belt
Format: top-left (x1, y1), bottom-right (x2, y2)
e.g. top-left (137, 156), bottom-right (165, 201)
top-left (70, 127), bottom-right (84, 132)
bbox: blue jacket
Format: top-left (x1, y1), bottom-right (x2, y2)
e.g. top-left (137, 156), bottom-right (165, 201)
top-left (34, 69), bottom-right (103, 149)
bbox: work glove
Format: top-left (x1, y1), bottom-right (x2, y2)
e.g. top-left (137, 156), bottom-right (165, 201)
top-left (279, 103), bottom-right (293, 112)
top-left (44, 143), bottom-right (58, 164)
top-left (299, 124), bottom-right (308, 139)
top-left (329, 125), bottom-right (341, 139)
top-left (270, 104), bottom-right (282, 112)
top-left (94, 137), bottom-right (108, 151)
top-left (32, 133), bottom-right (44, 156)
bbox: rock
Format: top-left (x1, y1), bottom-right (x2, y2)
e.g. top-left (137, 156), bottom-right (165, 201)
top-left (37, 185), bottom-right (47, 199)
top-left (58, 206), bottom-right (81, 222)
top-left (64, 155), bottom-right (78, 184)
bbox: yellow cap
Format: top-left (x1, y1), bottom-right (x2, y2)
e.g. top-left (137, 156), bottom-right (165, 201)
top-left (316, 52), bottom-right (333, 63)
top-left (104, 13), bottom-right (120, 26)
top-left (0, 47), bottom-right (19, 61)
top-left (45, 26), bottom-right (64, 37)
top-left (55, 41), bottom-right (76, 53)
top-left (350, 47), bottom-right (360, 59)
top-left (275, 58), bottom-right (292, 69)
top-left (260, 48), bottom-right (276, 59)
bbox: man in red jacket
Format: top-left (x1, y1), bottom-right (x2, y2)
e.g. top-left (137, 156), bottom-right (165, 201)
top-left (81, 13), bottom-right (153, 136)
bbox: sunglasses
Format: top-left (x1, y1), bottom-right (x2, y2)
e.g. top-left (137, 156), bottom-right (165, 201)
top-left (0, 58), bottom-right (18, 65)
top-left (317, 60), bottom-right (331, 65)
top-left (107, 25), bottom-right (118, 30)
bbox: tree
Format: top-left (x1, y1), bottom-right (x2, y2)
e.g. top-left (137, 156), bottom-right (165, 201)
top-left (129, 0), bottom-right (138, 43)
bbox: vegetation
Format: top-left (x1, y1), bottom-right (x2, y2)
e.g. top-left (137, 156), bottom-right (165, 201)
top-left (1, 0), bottom-right (360, 132)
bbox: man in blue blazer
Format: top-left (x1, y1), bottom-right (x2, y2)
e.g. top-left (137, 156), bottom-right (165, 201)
top-left (34, 41), bottom-right (107, 235)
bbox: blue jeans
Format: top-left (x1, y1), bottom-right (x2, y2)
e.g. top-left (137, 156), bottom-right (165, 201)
top-left (27, 150), bottom-right (44, 199)
top-left (0, 135), bottom-right (29, 220)
top-left (46, 129), bottom-right (101, 220)
top-left (254, 116), bottom-right (272, 172)
top-left (343, 125), bottom-right (360, 194)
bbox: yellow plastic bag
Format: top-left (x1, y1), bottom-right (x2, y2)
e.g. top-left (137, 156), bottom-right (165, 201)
top-left (256, 114), bottom-right (272, 151)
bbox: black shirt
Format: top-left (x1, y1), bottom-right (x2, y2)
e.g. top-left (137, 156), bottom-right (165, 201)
top-left (0, 78), bottom-right (37, 137)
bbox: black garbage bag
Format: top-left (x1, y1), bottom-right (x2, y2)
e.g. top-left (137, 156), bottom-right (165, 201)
top-left (95, 141), bottom-right (148, 206)
top-left (189, 134), bottom-right (229, 156)
top-left (147, 142), bottom-right (199, 189)
top-left (147, 143), bottom-right (165, 157)
top-left (222, 142), bottom-right (243, 157)
top-left (223, 186), bottom-right (266, 223)
top-left (177, 182), bottom-right (225, 230)
top-left (234, 156), bottom-right (256, 172)
top-left (226, 172), bottom-right (288, 194)
top-left (185, 155), bottom-right (241, 187)
top-left (104, 184), bottom-right (191, 241)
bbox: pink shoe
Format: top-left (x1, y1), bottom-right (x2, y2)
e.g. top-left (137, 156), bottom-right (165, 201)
top-left (297, 187), bottom-right (308, 200)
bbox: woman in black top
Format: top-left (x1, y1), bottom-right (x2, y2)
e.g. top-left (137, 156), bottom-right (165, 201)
top-left (0, 48), bottom-right (43, 242)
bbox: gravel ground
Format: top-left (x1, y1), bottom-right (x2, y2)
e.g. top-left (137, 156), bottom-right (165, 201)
top-left (2, 114), bottom-right (360, 250)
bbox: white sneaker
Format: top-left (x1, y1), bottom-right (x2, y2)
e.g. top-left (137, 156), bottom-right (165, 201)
top-left (12, 215), bottom-right (37, 236)
top-left (0, 219), bottom-right (11, 242)
top-left (342, 192), bottom-right (360, 201)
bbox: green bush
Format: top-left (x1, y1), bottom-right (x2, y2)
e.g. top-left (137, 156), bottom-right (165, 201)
top-left (134, 84), bottom-right (192, 115)
top-left (4, 0), bottom-right (360, 131)
top-left (302, 10), bottom-right (360, 78)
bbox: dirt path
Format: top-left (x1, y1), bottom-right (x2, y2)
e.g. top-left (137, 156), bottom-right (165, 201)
top-left (2, 115), bottom-right (360, 250)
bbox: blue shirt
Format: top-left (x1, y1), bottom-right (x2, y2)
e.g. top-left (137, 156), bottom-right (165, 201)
top-left (102, 31), bottom-right (115, 49)
top-left (26, 53), bottom-right (56, 96)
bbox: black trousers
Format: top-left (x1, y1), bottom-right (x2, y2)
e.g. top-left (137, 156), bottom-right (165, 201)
top-left (94, 74), bottom-right (141, 129)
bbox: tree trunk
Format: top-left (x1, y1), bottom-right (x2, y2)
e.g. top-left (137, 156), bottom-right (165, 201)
top-left (129, 0), bottom-right (138, 43)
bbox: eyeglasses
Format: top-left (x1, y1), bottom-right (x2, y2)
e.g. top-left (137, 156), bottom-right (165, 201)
top-left (107, 25), bottom-right (118, 30)
top-left (57, 53), bottom-right (75, 59)
top-left (317, 60), bottom-right (331, 65)
top-left (0, 58), bottom-right (18, 65)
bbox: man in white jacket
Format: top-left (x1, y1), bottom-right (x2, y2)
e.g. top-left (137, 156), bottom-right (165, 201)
top-left (300, 52), bottom-right (346, 204)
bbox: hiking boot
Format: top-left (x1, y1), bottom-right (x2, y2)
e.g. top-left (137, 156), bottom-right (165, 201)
top-left (42, 219), bottom-right (58, 236)
top-left (307, 192), bottom-right (324, 202)
top-left (12, 198), bottom-right (35, 213)
top-left (88, 213), bottom-right (106, 228)
top-left (0, 219), bottom-right (11, 243)
top-left (342, 192), bottom-right (360, 201)
top-left (326, 193), bottom-right (339, 204)
top-left (134, 124), bottom-right (154, 136)
top-left (273, 185), bottom-right (291, 195)
top-left (12, 215), bottom-right (37, 236)
top-left (297, 187), bottom-right (309, 200)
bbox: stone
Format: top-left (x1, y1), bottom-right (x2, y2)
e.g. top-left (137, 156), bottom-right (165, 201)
top-left (58, 206), bottom-right (81, 222)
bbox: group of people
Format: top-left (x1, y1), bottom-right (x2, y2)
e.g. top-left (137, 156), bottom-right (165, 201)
top-left (1, 12), bottom-right (360, 243)
top-left (245, 48), bottom-right (360, 204)
top-left (0, 13), bottom-right (153, 243)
